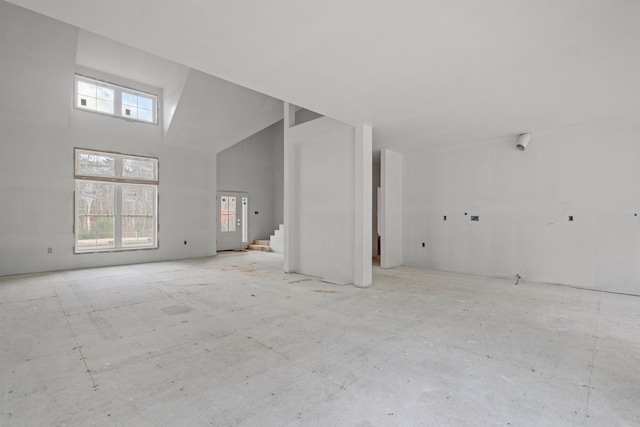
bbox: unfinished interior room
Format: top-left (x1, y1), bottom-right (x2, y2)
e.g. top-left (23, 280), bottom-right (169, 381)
top-left (1, 1), bottom-right (639, 425)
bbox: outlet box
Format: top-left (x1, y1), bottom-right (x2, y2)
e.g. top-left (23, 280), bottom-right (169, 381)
top-left (47, 247), bottom-right (52, 254)
top-left (568, 216), bottom-right (574, 222)
top-left (471, 216), bottom-right (479, 221)
top-left (184, 241), bottom-right (187, 245)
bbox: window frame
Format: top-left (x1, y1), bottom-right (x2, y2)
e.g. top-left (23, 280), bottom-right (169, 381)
top-left (74, 148), bottom-right (159, 254)
top-left (74, 74), bottom-right (159, 124)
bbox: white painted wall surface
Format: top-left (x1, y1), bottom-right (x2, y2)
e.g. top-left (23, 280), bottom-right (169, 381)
top-left (217, 121), bottom-right (283, 244)
top-left (381, 150), bottom-right (403, 268)
top-left (288, 117), bottom-right (356, 285)
top-left (0, 5), bottom-right (216, 275)
top-left (273, 122), bottom-right (285, 226)
top-left (402, 121), bottom-right (640, 295)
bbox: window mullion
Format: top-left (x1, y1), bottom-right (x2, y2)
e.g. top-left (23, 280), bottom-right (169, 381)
top-left (115, 87), bottom-right (122, 121)
top-left (114, 184), bottom-right (123, 249)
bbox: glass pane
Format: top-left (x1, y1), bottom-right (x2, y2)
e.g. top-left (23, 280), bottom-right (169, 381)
top-left (122, 216), bottom-right (155, 247)
top-left (97, 99), bottom-right (114, 114)
top-left (228, 197), bottom-right (236, 231)
top-left (242, 197), bottom-right (248, 242)
top-left (220, 197), bottom-right (228, 232)
top-left (122, 92), bottom-right (138, 107)
top-left (76, 152), bottom-right (116, 177)
top-left (122, 185), bottom-right (155, 216)
top-left (76, 181), bottom-right (116, 251)
top-left (122, 157), bottom-right (156, 180)
top-left (77, 95), bottom-right (96, 110)
top-left (77, 80), bottom-right (96, 97)
top-left (137, 96), bottom-right (153, 110)
top-left (122, 184), bottom-right (156, 247)
top-left (122, 105), bottom-right (138, 119)
top-left (137, 108), bottom-right (154, 123)
top-left (96, 86), bottom-right (114, 102)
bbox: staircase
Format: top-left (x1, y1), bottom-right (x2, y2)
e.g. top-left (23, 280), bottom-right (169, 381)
top-left (248, 239), bottom-right (271, 252)
top-left (269, 224), bottom-right (284, 253)
top-left (247, 224), bottom-right (284, 253)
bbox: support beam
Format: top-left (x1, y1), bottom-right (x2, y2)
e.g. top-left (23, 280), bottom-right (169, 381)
top-left (283, 102), bottom-right (296, 273)
top-left (354, 124), bottom-right (373, 287)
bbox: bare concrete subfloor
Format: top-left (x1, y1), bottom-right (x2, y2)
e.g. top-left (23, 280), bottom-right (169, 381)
top-left (1, 251), bottom-right (638, 426)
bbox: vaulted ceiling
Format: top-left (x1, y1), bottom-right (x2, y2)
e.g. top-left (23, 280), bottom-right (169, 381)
top-left (9, 0), bottom-right (640, 152)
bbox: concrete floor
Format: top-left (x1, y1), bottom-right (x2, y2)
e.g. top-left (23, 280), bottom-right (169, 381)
top-left (1, 251), bottom-right (638, 426)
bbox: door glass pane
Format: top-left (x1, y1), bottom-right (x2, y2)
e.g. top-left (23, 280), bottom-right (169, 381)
top-left (220, 197), bottom-right (228, 232)
top-left (228, 197), bottom-right (236, 232)
top-left (76, 181), bottom-right (115, 251)
top-left (242, 197), bottom-right (248, 242)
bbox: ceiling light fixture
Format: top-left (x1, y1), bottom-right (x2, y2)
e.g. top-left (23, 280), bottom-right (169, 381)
top-left (516, 133), bottom-right (531, 151)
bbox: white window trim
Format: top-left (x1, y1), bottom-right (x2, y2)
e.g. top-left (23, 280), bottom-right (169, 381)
top-left (74, 74), bottom-right (159, 124)
top-left (74, 148), bottom-right (159, 254)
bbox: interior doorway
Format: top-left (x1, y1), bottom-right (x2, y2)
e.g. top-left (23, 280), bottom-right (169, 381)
top-left (217, 191), bottom-right (248, 250)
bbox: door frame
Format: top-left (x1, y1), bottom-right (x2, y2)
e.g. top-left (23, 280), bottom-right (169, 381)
top-left (217, 191), bottom-right (249, 251)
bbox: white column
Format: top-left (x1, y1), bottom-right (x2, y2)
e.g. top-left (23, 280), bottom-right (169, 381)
top-left (381, 149), bottom-right (403, 269)
top-left (354, 124), bottom-right (373, 287)
top-left (283, 102), bottom-right (296, 273)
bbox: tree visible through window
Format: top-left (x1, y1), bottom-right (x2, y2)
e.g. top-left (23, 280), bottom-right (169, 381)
top-left (75, 148), bottom-right (158, 253)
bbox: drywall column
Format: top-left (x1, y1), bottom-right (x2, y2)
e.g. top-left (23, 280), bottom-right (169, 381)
top-left (354, 124), bottom-right (373, 287)
top-left (381, 149), bottom-right (403, 268)
top-left (283, 102), bottom-right (296, 273)
top-left (209, 153), bottom-right (218, 255)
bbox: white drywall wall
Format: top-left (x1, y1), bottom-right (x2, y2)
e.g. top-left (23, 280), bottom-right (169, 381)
top-left (0, 5), bottom-right (220, 275)
top-left (288, 116), bottom-right (356, 285)
top-left (0, 1), bottom-right (76, 128)
top-left (164, 69), bottom-right (283, 153)
top-left (273, 121), bottom-right (285, 226)
top-left (402, 120), bottom-right (640, 295)
top-left (217, 121), bottom-right (283, 243)
top-left (381, 150), bottom-right (403, 268)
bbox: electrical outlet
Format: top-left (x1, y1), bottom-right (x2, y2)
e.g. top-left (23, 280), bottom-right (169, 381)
top-left (422, 242), bottom-right (425, 247)
top-left (47, 247), bottom-right (52, 254)
top-left (443, 215), bottom-right (447, 221)
top-left (184, 241), bottom-right (187, 245)
top-left (471, 216), bottom-right (479, 221)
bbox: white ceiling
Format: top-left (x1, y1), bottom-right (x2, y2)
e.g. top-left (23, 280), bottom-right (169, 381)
top-left (9, 0), bottom-right (640, 151)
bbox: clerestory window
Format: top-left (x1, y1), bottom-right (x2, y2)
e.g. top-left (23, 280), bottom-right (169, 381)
top-left (74, 148), bottom-right (159, 253)
top-left (74, 75), bottom-right (158, 124)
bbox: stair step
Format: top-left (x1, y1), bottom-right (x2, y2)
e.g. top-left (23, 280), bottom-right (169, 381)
top-left (248, 244), bottom-right (271, 252)
top-left (253, 239), bottom-right (270, 246)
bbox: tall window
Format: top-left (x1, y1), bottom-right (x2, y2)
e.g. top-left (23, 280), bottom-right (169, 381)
top-left (75, 148), bottom-right (158, 253)
top-left (75, 75), bottom-right (158, 124)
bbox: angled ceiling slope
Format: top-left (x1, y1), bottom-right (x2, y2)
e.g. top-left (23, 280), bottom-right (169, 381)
top-left (7, 0), bottom-right (640, 151)
top-left (73, 24), bottom-right (283, 153)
